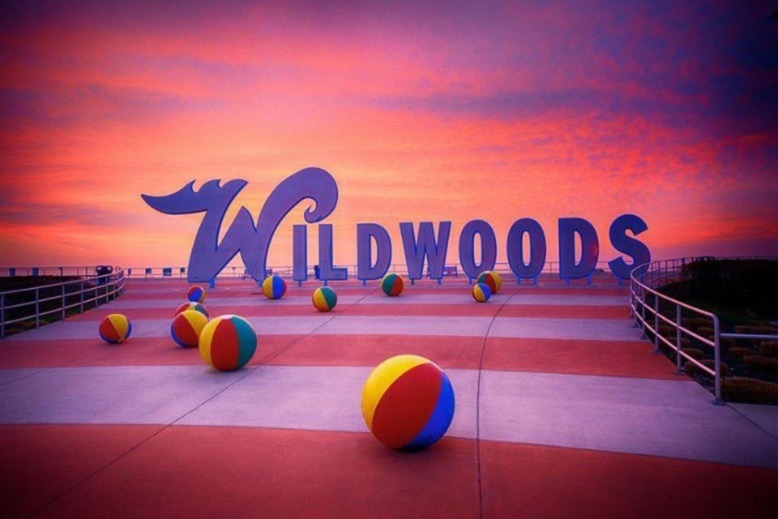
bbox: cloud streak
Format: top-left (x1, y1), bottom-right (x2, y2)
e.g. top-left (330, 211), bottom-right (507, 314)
top-left (1, 0), bottom-right (776, 269)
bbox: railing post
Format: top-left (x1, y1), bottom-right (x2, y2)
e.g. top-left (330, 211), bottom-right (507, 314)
top-left (653, 294), bottom-right (660, 354)
top-left (80, 281), bottom-right (85, 313)
top-left (713, 316), bottom-right (723, 405)
top-left (1, 292), bottom-right (5, 339)
top-left (35, 287), bottom-right (40, 329)
top-left (675, 304), bottom-right (683, 375)
top-left (61, 283), bottom-right (66, 321)
top-left (640, 285), bottom-right (647, 338)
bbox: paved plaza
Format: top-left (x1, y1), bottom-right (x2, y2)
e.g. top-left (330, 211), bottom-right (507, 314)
top-left (1, 277), bottom-right (776, 517)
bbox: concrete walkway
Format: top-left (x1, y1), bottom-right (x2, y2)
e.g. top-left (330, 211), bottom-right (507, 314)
top-left (1, 278), bottom-right (776, 518)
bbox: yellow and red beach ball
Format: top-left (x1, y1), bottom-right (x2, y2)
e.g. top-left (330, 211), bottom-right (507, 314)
top-left (98, 313), bottom-right (132, 344)
top-left (362, 354), bottom-right (455, 451)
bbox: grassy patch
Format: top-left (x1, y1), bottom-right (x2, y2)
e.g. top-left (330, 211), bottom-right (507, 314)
top-left (652, 259), bottom-right (778, 404)
top-left (723, 378), bottom-right (778, 405)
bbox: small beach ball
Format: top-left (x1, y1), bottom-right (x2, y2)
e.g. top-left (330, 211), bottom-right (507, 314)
top-left (199, 315), bottom-right (257, 371)
top-left (171, 310), bottom-right (209, 348)
top-left (312, 286), bottom-right (337, 312)
top-left (381, 273), bottom-right (404, 297)
top-left (175, 301), bottom-right (209, 318)
top-left (472, 283), bottom-right (492, 303)
top-left (187, 285), bottom-right (206, 303)
top-left (477, 270), bottom-right (502, 294)
top-left (99, 313), bottom-right (132, 344)
top-left (361, 354), bottom-right (455, 451)
top-left (262, 275), bottom-right (287, 300)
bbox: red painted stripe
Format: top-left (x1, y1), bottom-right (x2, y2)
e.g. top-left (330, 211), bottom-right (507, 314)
top-left (3, 425), bottom-right (774, 518)
top-left (68, 303), bottom-right (628, 321)
top-left (0, 335), bottom-right (677, 380)
top-left (480, 440), bottom-right (778, 517)
top-left (371, 363), bottom-right (442, 449)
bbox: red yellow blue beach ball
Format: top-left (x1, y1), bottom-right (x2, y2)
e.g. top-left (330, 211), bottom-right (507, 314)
top-left (361, 354), bottom-right (455, 451)
top-left (381, 273), bottom-right (404, 297)
top-left (472, 283), bottom-right (492, 303)
top-left (312, 286), bottom-right (337, 312)
top-left (98, 313), bottom-right (132, 344)
top-left (175, 301), bottom-right (209, 318)
top-left (171, 310), bottom-right (209, 348)
top-left (477, 270), bottom-right (502, 294)
top-left (199, 315), bottom-right (257, 371)
top-left (262, 274), bottom-right (287, 300)
top-left (187, 285), bottom-right (206, 303)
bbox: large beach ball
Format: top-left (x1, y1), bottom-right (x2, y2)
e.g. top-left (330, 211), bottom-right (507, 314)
top-left (199, 315), bottom-right (257, 371)
top-left (361, 354), bottom-right (455, 451)
top-left (381, 273), bottom-right (404, 297)
top-left (262, 274), bottom-right (287, 300)
top-left (312, 286), bottom-right (337, 312)
top-left (99, 313), bottom-right (132, 344)
top-left (175, 301), bottom-right (209, 318)
top-left (477, 270), bottom-right (502, 294)
top-left (171, 310), bottom-right (209, 348)
top-left (187, 285), bottom-right (206, 303)
top-left (472, 283), bottom-right (492, 303)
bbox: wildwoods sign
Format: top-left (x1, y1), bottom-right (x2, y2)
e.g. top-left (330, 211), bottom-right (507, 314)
top-left (143, 168), bottom-right (650, 284)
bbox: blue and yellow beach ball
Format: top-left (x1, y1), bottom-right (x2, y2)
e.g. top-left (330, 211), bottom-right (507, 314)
top-left (99, 313), bottom-right (132, 344)
top-left (199, 315), bottom-right (257, 371)
top-left (312, 286), bottom-right (337, 312)
top-left (472, 283), bottom-right (492, 303)
top-left (175, 301), bottom-right (209, 318)
top-left (361, 354), bottom-right (455, 451)
top-left (477, 270), bottom-right (502, 294)
top-left (171, 310), bottom-right (209, 348)
top-left (187, 285), bottom-right (206, 303)
top-left (262, 274), bottom-right (287, 300)
top-left (381, 273), bottom-right (404, 297)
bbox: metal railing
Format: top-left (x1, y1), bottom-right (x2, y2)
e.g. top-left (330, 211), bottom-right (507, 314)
top-left (124, 260), bottom-right (621, 283)
top-left (0, 267), bottom-right (126, 339)
top-left (630, 257), bottom-right (778, 405)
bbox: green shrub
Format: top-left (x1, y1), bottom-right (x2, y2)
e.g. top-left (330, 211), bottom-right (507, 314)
top-left (681, 348), bottom-right (705, 361)
top-left (723, 377), bottom-right (778, 404)
top-left (743, 355), bottom-right (778, 374)
top-left (683, 317), bottom-right (713, 329)
top-left (759, 341), bottom-right (778, 357)
top-left (736, 325), bottom-right (778, 335)
top-left (729, 347), bottom-right (760, 358)
top-left (684, 360), bottom-right (728, 377)
top-left (658, 324), bottom-right (675, 337)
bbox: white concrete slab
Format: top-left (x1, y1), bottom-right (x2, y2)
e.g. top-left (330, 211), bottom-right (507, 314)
top-left (1, 365), bottom-right (775, 468)
top-left (0, 366), bottom-right (246, 425)
top-left (479, 371), bottom-right (778, 469)
top-left (489, 317), bottom-right (642, 341)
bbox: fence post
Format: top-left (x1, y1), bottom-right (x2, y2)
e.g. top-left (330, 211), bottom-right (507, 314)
top-left (61, 283), bottom-right (66, 321)
top-left (653, 294), bottom-right (660, 354)
top-left (35, 288), bottom-right (40, 329)
top-left (80, 281), bottom-right (85, 313)
top-left (675, 304), bottom-right (683, 374)
top-left (1, 292), bottom-right (5, 338)
top-left (640, 286), bottom-right (647, 339)
top-left (713, 316), bottom-right (723, 405)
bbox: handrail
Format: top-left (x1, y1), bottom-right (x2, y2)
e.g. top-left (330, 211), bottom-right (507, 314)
top-left (0, 267), bottom-right (125, 339)
top-left (630, 257), bottom-right (778, 405)
top-left (630, 258), bottom-right (723, 404)
top-left (122, 260), bottom-right (621, 283)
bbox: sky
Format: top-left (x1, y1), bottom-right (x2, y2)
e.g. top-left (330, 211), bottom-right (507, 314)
top-left (1, 0), bottom-right (777, 273)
